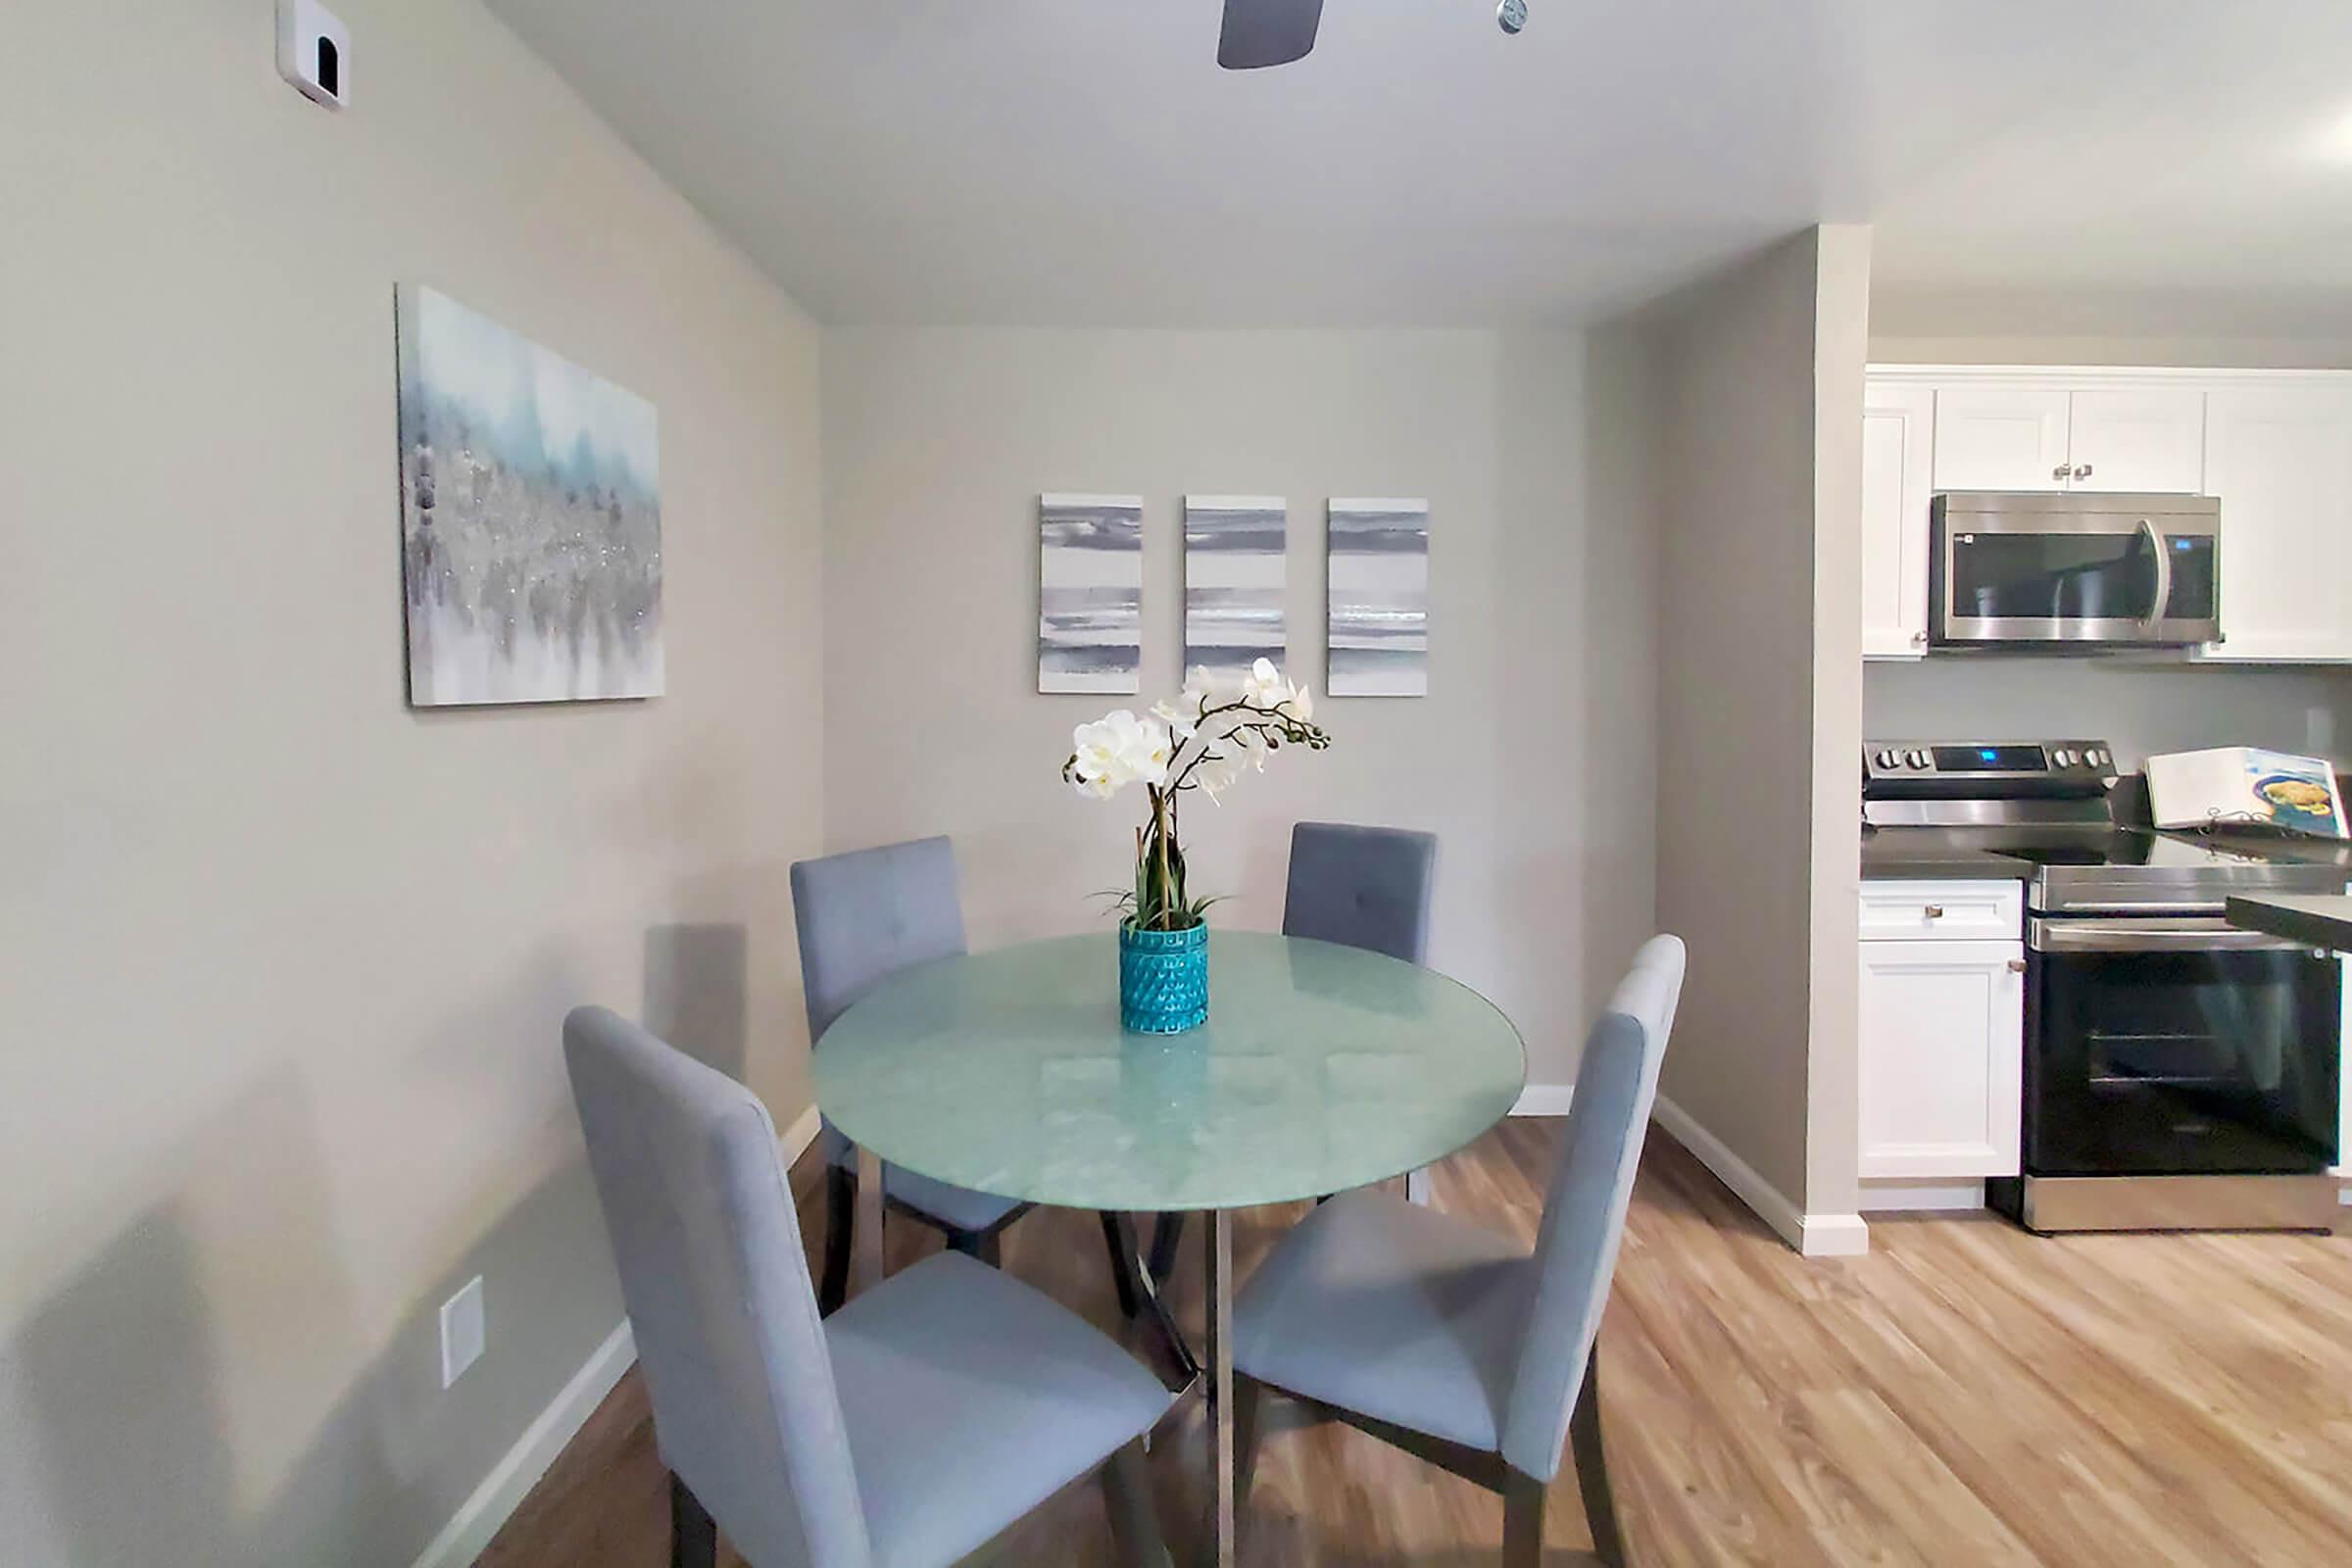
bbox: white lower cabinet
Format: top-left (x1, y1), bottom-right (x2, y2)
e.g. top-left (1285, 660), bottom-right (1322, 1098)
top-left (1857, 930), bottom-right (2025, 1181)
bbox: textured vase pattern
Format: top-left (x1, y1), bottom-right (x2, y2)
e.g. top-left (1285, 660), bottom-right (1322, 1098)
top-left (1119, 921), bottom-right (1209, 1034)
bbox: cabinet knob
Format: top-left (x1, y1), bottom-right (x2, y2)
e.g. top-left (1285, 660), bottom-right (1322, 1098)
top-left (1912, 630), bottom-right (1928, 646)
top-left (2074, 463), bottom-right (2093, 480)
top-left (2007, 957), bottom-right (2028, 972)
top-left (2052, 464), bottom-right (2073, 481)
top-left (1924, 905), bottom-right (1945, 919)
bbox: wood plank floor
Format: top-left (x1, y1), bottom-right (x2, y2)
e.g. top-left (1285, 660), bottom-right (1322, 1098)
top-left (479, 1121), bottom-right (2352, 1566)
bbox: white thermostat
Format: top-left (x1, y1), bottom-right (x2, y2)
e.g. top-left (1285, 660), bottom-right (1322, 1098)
top-left (277, 0), bottom-right (350, 110)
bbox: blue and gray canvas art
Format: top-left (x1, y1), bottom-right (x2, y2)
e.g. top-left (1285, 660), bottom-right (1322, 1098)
top-left (397, 285), bottom-right (662, 706)
top-left (1039, 494), bottom-right (1143, 693)
top-left (1185, 496), bottom-right (1287, 678)
top-left (1328, 498), bottom-right (1429, 697)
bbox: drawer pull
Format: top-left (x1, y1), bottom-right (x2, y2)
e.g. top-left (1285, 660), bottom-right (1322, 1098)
top-left (1923, 905), bottom-right (1945, 919)
top-left (2007, 957), bottom-right (2028, 972)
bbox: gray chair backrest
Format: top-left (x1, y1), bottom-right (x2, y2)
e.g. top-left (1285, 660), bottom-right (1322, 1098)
top-left (564, 1006), bottom-right (871, 1568)
top-left (1499, 934), bottom-right (1686, 1482)
top-left (791, 836), bottom-right (967, 1042)
top-left (1280, 821), bottom-right (1438, 963)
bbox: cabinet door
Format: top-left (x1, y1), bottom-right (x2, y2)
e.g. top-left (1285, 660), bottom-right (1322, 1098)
top-left (1858, 939), bottom-right (2024, 1179)
top-left (2066, 387), bottom-right (2205, 492)
top-left (1861, 382), bottom-right (1934, 658)
top-left (2201, 384), bottom-right (2352, 662)
top-left (1933, 385), bottom-right (2071, 491)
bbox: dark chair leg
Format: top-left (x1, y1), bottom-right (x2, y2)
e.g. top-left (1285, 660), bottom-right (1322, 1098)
top-left (1233, 1374), bottom-right (1266, 1527)
top-left (818, 1163), bottom-right (855, 1317)
top-left (1102, 1212), bottom-right (1143, 1317)
top-left (670, 1471), bottom-right (716, 1568)
top-left (1146, 1211), bottom-right (1183, 1287)
top-left (1501, 1467), bottom-right (1546, 1568)
top-left (1570, 1347), bottom-right (1628, 1568)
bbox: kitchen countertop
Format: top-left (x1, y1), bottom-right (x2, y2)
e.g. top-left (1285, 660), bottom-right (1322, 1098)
top-left (1863, 822), bottom-right (2352, 884)
top-left (2224, 894), bottom-right (2352, 950)
top-left (1860, 828), bottom-right (2036, 882)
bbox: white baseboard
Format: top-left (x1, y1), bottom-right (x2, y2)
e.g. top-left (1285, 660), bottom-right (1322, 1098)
top-left (1650, 1095), bottom-right (1870, 1257)
top-left (408, 1318), bottom-right (636, 1568)
top-left (780, 1102), bottom-right (822, 1163)
top-left (1511, 1083), bottom-right (1576, 1116)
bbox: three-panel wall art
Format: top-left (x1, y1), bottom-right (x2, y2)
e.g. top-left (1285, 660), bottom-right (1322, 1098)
top-left (1036, 493), bottom-right (1429, 697)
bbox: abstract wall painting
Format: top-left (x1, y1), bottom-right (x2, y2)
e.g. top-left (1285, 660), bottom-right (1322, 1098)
top-left (1327, 497), bottom-right (1430, 697)
top-left (1038, 493), bottom-right (1144, 693)
top-left (1184, 495), bottom-right (1287, 679)
top-left (396, 284), bottom-right (662, 707)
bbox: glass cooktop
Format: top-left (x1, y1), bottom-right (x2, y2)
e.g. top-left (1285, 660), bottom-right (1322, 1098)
top-left (1989, 831), bottom-right (2278, 870)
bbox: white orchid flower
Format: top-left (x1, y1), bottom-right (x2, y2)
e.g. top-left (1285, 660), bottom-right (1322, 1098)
top-left (1193, 748), bottom-right (1243, 802)
top-left (1278, 682), bottom-right (1313, 721)
top-left (1233, 724), bottom-right (1271, 772)
top-left (1151, 697), bottom-right (1199, 742)
top-left (1069, 709), bottom-right (1171, 799)
top-left (1241, 658), bottom-right (1288, 707)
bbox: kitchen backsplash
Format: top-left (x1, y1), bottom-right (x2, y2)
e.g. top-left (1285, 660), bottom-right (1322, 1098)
top-left (1864, 658), bottom-right (2352, 771)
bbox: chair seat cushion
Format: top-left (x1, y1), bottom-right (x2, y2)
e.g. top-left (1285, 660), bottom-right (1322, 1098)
top-left (822, 1119), bottom-right (1025, 1234)
top-left (1232, 1188), bottom-right (1530, 1455)
top-left (828, 1250), bottom-right (1173, 1568)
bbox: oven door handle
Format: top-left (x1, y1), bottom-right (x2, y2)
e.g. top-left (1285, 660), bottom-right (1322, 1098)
top-left (2029, 916), bottom-right (2312, 954)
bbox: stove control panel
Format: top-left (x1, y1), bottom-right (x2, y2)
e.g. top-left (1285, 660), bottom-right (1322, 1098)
top-left (1864, 739), bottom-right (2117, 798)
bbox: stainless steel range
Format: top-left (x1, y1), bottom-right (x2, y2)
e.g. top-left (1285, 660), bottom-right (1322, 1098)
top-left (1865, 740), bottom-right (2343, 1233)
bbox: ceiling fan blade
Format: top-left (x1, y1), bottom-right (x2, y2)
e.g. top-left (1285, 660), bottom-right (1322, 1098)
top-left (1218, 0), bottom-right (1324, 70)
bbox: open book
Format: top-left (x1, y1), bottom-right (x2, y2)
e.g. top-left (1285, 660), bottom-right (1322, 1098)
top-left (2145, 747), bottom-right (2347, 838)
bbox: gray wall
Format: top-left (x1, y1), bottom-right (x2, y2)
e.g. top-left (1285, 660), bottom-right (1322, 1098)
top-left (819, 326), bottom-right (1660, 1092)
top-left (1807, 227), bottom-right (1872, 1220)
top-left (0, 4), bottom-right (825, 1564)
top-left (1647, 229), bottom-right (1860, 1217)
top-left (1866, 330), bottom-right (2352, 768)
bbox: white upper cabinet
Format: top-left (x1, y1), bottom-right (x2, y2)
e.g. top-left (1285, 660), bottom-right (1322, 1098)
top-left (1866, 367), bottom-right (2352, 665)
top-left (2201, 384), bottom-right (2352, 662)
top-left (1932, 384), bottom-right (2072, 491)
top-left (1861, 381), bottom-right (1934, 659)
top-left (2065, 387), bottom-right (2206, 492)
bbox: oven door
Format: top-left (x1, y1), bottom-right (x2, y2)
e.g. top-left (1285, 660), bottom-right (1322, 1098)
top-left (1934, 512), bottom-right (2221, 647)
top-left (2026, 918), bottom-right (2339, 1175)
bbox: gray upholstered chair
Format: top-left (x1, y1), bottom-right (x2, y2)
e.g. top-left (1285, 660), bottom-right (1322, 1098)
top-left (1281, 819), bottom-right (1439, 963)
top-left (1225, 934), bottom-right (1685, 1567)
top-left (1136, 821), bottom-right (1440, 1291)
top-left (564, 1005), bottom-right (1176, 1568)
top-left (792, 837), bottom-right (1028, 1313)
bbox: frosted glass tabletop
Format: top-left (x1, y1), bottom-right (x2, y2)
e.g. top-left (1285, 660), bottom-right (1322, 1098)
top-left (813, 932), bottom-right (1526, 1212)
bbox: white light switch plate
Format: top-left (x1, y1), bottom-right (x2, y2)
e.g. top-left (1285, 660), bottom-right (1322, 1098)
top-left (440, 1276), bottom-right (485, 1389)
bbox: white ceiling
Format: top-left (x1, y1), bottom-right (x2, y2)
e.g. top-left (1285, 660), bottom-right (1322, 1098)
top-left (487, 0), bottom-right (2352, 329)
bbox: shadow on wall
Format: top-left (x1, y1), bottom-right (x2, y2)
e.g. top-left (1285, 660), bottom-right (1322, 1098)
top-left (644, 921), bottom-right (750, 1083)
top-left (0, 940), bottom-right (743, 1567)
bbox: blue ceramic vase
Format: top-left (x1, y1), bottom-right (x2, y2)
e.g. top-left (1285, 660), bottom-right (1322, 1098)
top-left (1119, 920), bottom-right (1209, 1034)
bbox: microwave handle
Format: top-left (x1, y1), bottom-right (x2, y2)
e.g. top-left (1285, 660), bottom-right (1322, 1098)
top-left (2140, 516), bottom-right (2173, 627)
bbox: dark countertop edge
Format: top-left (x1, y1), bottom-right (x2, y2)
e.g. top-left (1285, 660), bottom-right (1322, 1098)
top-left (2225, 895), bottom-right (2352, 951)
top-left (1860, 856), bottom-right (2034, 883)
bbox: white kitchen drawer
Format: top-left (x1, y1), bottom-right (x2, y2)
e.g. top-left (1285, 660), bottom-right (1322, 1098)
top-left (1858, 880), bottom-right (2024, 942)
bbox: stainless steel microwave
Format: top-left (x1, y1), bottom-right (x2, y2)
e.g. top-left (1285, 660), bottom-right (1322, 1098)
top-left (1930, 491), bottom-right (2221, 650)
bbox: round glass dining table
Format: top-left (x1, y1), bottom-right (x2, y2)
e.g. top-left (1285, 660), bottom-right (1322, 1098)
top-left (814, 930), bottom-right (1526, 1567)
